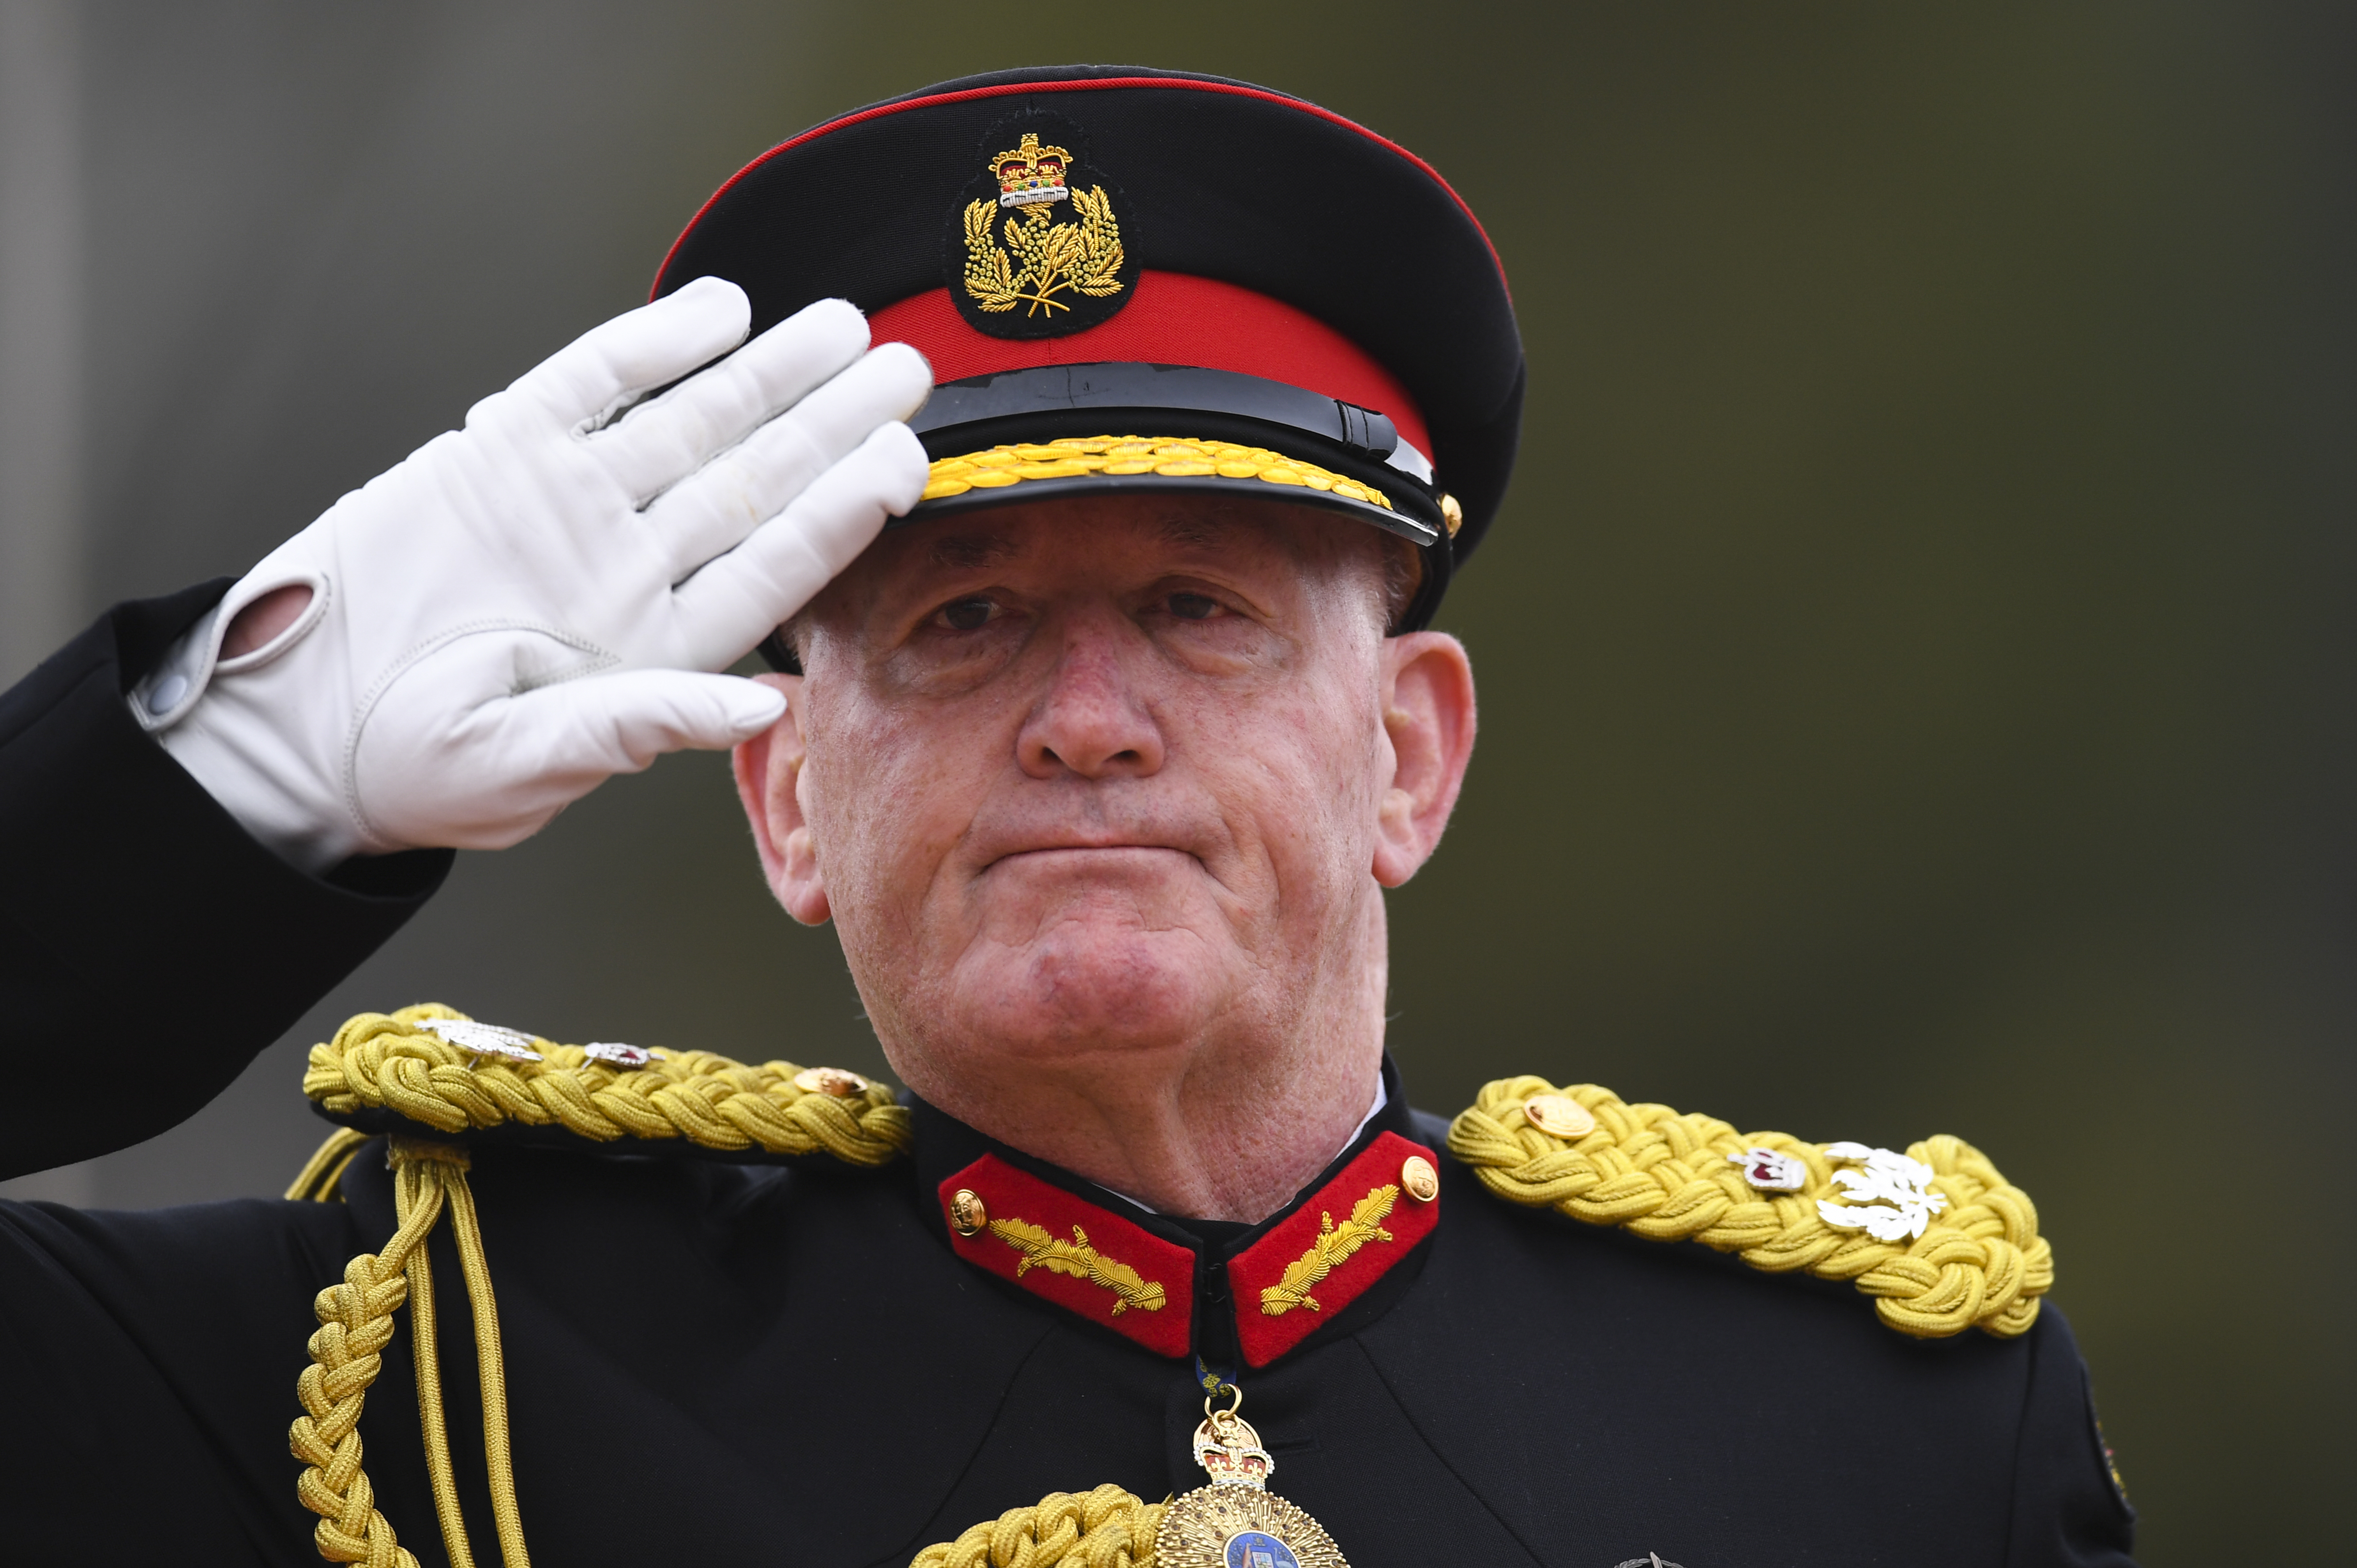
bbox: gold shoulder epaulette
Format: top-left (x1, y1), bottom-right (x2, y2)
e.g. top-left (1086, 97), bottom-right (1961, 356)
top-left (295, 1003), bottom-right (910, 1177)
top-left (1445, 1075), bottom-right (2051, 1338)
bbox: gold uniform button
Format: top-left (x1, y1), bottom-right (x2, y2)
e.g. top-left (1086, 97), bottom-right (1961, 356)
top-left (792, 1066), bottom-right (869, 1097)
top-left (1400, 1155), bottom-right (1440, 1202)
top-left (1525, 1094), bottom-right (1596, 1139)
top-left (948, 1188), bottom-right (988, 1238)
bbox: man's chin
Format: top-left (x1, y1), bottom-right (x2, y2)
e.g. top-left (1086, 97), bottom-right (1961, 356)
top-left (942, 915), bottom-right (1237, 1058)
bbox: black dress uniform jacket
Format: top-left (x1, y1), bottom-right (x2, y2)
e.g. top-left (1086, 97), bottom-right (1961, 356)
top-left (0, 590), bottom-right (2139, 1568)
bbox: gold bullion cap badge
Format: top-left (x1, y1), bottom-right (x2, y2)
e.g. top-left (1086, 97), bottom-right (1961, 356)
top-left (950, 113), bottom-right (1136, 339)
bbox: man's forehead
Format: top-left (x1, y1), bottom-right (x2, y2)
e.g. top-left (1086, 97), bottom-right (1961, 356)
top-left (912, 506), bottom-right (1273, 574)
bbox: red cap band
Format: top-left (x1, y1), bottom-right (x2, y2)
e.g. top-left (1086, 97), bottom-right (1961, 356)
top-left (871, 270), bottom-right (1431, 458)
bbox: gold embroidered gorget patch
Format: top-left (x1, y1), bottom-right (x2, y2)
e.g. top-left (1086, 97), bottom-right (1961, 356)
top-left (989, 1216), bottom-right (1169, 1316)
top-left (1258, 1184), bottom-right (1399, 1315)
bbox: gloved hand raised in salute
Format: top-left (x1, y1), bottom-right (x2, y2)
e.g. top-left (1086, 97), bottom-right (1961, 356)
top-left (134, 278), bottom-right (930, 873)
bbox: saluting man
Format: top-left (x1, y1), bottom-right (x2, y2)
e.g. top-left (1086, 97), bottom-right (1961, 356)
top-left (0, 67), bottom-right (2135, 1568)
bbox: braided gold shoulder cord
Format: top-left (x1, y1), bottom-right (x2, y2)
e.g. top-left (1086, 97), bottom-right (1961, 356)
top-left (1445, 1075), bottom-right (2052, 1338)
top-left (305, 1005), bottom-right (911, 1164)
top-left (284, 1006), bottom-right (914, 1568)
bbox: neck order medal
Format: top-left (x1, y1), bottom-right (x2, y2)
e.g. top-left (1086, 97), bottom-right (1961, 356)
top-left (1155, 1388), bottom-right (1347, 1568)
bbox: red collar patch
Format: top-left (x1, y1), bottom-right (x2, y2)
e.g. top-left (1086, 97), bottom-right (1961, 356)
top-left (1226, 1130), bottom-right (1442, 1367)
top-left (938, 1153), bottom-right (1195, 1357)
top-left (937, 1131), bottom-right (1442, 1365)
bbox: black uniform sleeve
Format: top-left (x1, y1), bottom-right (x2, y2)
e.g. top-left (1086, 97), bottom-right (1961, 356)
top-left (0, 1192), bottom-right (365, 1563)
top-left (2007, 1305), bottom-right (2138, 1566)
top-left (0, 584), bottom-right (452, 1178)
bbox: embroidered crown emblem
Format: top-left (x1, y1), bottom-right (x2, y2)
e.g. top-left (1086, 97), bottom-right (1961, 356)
top-left (952, 119), bottom-right (1134, 337)
top-left (994, 132), bottom-right (1070, 207)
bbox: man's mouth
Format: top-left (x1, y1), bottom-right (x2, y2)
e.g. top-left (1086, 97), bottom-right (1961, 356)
top-left (984, 843), bottom-right (1198, 871)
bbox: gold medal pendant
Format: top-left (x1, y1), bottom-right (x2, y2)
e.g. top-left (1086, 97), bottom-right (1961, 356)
top-left (1154, 1385), bottom-right (1348, 1568)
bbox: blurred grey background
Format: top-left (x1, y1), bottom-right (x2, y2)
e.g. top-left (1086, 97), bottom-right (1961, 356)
top-left (3, 3), bottom-right (2350, 1560)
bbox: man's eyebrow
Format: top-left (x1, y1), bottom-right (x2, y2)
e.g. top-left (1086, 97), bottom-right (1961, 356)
top-left (926, 531), bottom-right (1022, 570)
top-left (1154, 513), bottom-right (1242, 552)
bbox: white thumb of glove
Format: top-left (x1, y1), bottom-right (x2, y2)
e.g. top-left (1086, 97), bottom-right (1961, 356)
top-left (370, 669), bottom-right (787, 851)
top-left (348, 420), bottom-right (926, 853)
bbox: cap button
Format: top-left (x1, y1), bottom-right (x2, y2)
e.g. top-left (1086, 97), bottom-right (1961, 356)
top-left (948, 1188), bottom-right (988, 1238)
top-left (1400, 1154), bottom-right (1440, 1202)
top-left (1524, 1094), bottom-right (1595, 1139)
top-left (1439, 493), bottom-right (1464, 538)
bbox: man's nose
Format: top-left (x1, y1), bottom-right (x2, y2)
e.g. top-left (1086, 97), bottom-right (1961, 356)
top-left (1016, 621), bottom-right (1165, 780)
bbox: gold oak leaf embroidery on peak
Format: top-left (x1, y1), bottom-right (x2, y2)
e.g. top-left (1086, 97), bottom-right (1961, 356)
top-left (1259, 1185), bottom-right (1401, 1315)
top-left (987, 1217), bottom-right (1168, 1316)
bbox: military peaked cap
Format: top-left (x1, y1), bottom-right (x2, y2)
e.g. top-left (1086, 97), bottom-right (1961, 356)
top-left (653, 64), bottom-right (1524, 641)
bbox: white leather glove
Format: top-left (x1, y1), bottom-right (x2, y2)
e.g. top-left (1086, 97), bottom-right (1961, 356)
top-left (134, 278), bottom-right (930, 874)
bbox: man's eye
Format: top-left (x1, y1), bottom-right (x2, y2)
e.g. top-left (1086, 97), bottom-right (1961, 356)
top-left (1167, 592), bottom-right (1220, 621)
top-left (936, 598), bottom-right (997, 631)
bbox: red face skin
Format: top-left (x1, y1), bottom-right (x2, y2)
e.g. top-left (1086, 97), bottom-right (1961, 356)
top-left (733, 494), bottom-right (1475, 1221)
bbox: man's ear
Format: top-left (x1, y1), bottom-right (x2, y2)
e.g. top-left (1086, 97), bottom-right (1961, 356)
top-left (1372, 632), bottom-right (1477, 888)
top-left (731, 672), bottom-right (831, 925)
